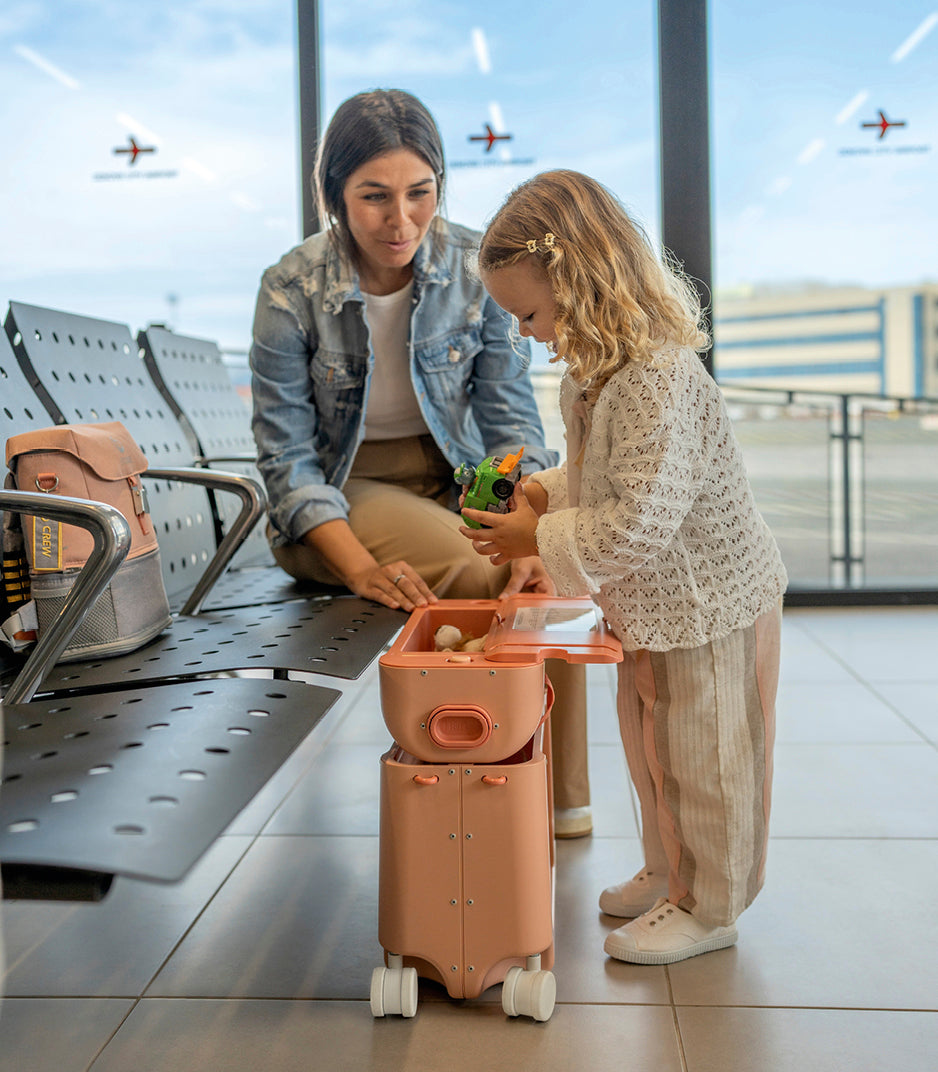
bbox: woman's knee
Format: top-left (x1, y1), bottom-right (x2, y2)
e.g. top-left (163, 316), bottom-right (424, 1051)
top-left (431, 553), bottom-right (510, 599)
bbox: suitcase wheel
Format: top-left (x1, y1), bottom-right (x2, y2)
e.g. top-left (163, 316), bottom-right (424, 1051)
top-left (371, 954), bottom-right (418, 1018)
top-left (501, 962), bottom-right (556, 1022)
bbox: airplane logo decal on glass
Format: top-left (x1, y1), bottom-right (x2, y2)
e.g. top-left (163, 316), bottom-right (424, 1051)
top-left (469, 124), bottom-right (512, 152)
top-left (113, 136), bottom-right (156, 164)
top-left (860, 111), bottom-right (906, 139)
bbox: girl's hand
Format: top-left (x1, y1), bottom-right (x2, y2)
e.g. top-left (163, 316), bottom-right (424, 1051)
top-left (346, 561), bottom-right (436, 612)
top-left (458, 483), bottom-right (540, 565)
top-left (498, 555), bottom-right (556, 598)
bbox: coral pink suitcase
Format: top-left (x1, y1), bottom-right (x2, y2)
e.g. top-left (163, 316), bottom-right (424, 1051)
top-left (371, 595), bottom-right (622, 1022)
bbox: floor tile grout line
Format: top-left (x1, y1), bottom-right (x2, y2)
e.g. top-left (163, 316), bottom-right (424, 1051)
top-left (5, 994), bottom-right (935, 1014)
top-left (668, 1002), bottom-right (938, 1013)
top-left (35, 994), bottom-right (685, 1006)
top-left (787, 615), bottom-right (938, 748)
top-left (664, 966), bottom-right (691, 1072)
top-left (85, 996), bottom-right (142, 1072)
top-left (766, 835), bottom-right (938, 841)
top-left (252, 674), bottom-right (378, 837)
top-left (134, 835), bottom-right (261, 1002)
top-left (0, 901), bottom-right (82, 980)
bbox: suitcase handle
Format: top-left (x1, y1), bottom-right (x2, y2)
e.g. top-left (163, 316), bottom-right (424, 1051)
top-left (412, 774), bottom-right (440, 786)
top-left (481, 775), bottom-right (508, 786)
top-left (538, 678), bottom-right (556, 730)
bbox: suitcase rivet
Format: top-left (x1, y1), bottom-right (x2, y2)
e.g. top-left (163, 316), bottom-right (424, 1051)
top-left (464, 768), bottom-right (472, 775)
top-left (451, 965), bottom-right (458, 972)
top-left (421, 670), bottom-right (428, 677)
top-left (420, 723), bottom-right (426, 729)
top-left (465, 833), bottom-right (473, 839)
top-left (449, 834), bottom-right (456, 840)
top-left (468, 965), bottom-right (475, 972)
top-left (489, 670), bottom-right (496, 676)
top-left (467, 899), bottom-right (474, 906)
top-left (450, 899), bottom-right (457, 905)
top-left (448, 769), bottom-right (456, 775)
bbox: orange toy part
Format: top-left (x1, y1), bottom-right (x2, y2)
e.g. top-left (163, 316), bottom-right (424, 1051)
top-left (496, 446), bottom-right (524, 474)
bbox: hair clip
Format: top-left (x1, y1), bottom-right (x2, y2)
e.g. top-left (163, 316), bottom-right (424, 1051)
top-left (526, 233), bottom-right (557, 254)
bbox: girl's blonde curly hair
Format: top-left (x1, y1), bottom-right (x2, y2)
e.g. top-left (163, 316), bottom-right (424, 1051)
top-left (478, 170), bottom-right (710, 396)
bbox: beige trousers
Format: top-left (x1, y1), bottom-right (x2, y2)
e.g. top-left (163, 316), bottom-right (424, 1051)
top-left (616, 604), bottom-right (782, 926)
top-left (273, 435), bottom-right (589, 810)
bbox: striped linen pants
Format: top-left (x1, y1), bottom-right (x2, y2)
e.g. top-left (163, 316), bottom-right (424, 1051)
top-left (616, 604), bottom-right (782, 927)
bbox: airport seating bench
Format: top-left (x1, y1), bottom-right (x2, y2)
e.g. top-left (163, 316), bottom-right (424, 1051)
top-left (0, 304), bottom-right (403, 901)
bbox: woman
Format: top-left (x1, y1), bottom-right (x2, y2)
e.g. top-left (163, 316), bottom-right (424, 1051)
top-left (249, 89), bottom-right (591, 836)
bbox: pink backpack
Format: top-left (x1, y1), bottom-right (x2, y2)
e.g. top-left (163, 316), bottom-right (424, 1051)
top-left (3, 421), bottom-right (171, 661)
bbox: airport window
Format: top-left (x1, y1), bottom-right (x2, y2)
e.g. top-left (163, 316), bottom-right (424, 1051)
top-left (710, 4), bottom-right (938, 398)
top-left (4, 1), bottom-right (933, 595)
top-left (710, 5), bottom-right (938, 593)
top-left (320, 0), bottom-right (657, 375)
top-left (1, 1), bottom-right (297, 351)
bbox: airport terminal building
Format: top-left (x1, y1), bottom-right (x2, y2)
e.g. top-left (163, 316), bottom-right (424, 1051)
top-left (714, 283), bottom-right (938, 398)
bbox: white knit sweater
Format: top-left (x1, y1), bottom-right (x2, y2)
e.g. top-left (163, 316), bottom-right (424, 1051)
top-left (530, 346), bottom-right (787, 652)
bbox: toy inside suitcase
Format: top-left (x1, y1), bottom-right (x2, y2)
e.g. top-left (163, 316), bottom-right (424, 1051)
top-left (371, 595), bottom-right (622, 1022)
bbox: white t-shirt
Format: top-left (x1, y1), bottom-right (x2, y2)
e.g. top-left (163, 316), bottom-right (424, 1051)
top-left (362, 280), bottom-right (429, 440)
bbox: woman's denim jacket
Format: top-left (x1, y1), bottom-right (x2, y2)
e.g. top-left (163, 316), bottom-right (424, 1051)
top-left (250, 218), bottom-right (558, 546)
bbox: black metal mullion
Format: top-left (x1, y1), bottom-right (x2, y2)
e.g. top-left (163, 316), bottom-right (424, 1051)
top-left (658, 0), bottom-right (713, 376)
top-left (297, 0), bottom-right (322, 239)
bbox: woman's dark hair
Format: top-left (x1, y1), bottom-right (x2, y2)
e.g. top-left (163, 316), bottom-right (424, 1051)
top-left (314, 89), bottom-right (446, 266)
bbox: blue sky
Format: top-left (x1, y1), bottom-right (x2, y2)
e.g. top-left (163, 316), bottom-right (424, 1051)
top-left (712, 3), bottom-right (938, 293)
top-left (1, 1), bottom-right (935, 352)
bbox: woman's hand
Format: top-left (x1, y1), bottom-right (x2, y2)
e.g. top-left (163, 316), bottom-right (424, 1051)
top-left (345, 561), bottom-right (437, 612)
top-left (302, 520), bottom-right (435, 612)
top-left (459, 483), bottom-right (540, 566)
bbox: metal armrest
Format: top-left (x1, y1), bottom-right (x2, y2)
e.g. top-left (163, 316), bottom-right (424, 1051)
top-left (192, 452), bottom-right (257, 468)
top-left (143, 467), bottom-right (265, 616)
top-left (0, 491), bottom-right (131, 704)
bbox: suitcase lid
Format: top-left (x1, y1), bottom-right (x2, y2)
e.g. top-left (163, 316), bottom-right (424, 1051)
top-left (379, 596), bottom-right (622, 668)
top-left (483, 595), bottom-right (622, 664)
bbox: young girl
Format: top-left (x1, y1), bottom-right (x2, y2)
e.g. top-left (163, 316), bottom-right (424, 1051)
top-left (460, 170), bottom-right (788, 965)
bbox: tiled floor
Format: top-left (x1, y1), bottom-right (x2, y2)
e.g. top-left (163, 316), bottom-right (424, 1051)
top-left (1, 606), bottom-right (936, 1071)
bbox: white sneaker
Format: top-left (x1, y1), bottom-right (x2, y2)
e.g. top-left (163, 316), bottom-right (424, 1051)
top-left (604, 898), bottom-right (738, 965)
top-left (598, 869), bottom-right (667, 917)
top-left (554, 806), bottom-right (592, 838)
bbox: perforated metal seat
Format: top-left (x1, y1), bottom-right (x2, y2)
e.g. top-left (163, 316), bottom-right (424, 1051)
top-left (0, 327), bottom-right (54, 680)
top-left (36, 595), bottom-right (401, 689)
top-left (6, 302), bottom-right (227, 611)
top-left (138, 323), bottom-right (276, 574)
top-left (136, 324), bottom-right (331, 611)
top-left (1, 676), bottom-right (341, 898)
